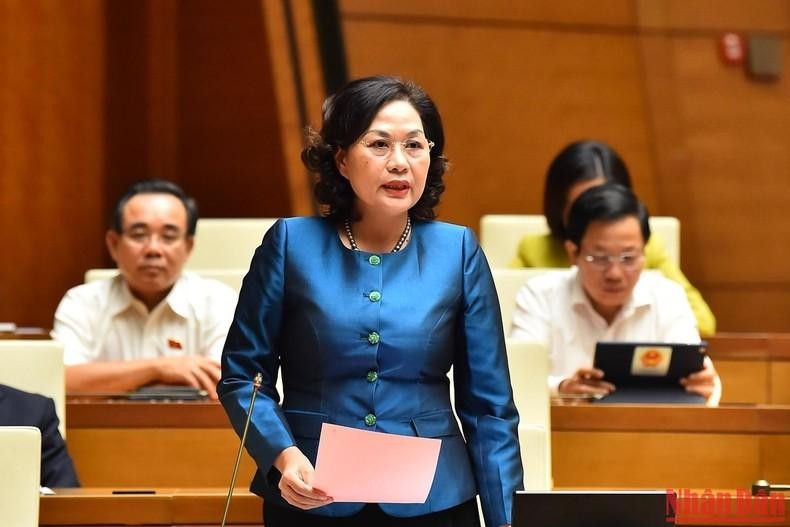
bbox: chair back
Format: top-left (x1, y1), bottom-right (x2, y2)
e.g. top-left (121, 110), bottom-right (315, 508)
top-left (505, 338), bottom-right (552, 490)
top-left (187, 218), bottom-right (277, 270)
top-left (480, 214), bottom-right (680, 268)
top-left (0, 426), bottom-right (41, 526)
top-left (493, 268), bottom-right (564, 329)
top-left (0, 341), bottom-right (66, 436)
top-left (449, 338), bottom-right (552, 493)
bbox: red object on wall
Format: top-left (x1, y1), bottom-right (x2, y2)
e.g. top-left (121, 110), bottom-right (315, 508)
top-left (719, 32), bottom-right (745, 65)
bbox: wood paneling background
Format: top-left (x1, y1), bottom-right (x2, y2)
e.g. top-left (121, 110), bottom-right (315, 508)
top-left (0, 0), bottom-right (106, 329)
top-left (636, 0), bottom-right (790, 333)
top-left (0, 0), bottom-right (317, 327)
top-left (1, 0), bottom-right (789, 332)
top-left (338, 0), bottom-right (790, 332)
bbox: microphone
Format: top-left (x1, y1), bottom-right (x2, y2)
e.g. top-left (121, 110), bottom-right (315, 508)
top-left (220, 373), bottom-right (263, 527)
top-left (751, 479), bottom-right (790, 496)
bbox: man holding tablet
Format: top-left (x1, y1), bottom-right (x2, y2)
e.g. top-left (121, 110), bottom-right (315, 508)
top-left (510, 184), bottom-right (720, 404)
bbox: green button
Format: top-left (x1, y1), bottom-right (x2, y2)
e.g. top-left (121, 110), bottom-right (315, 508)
top-left (364, 413), bottom-right (377, 426)
top-left (369, 291), bottom-right (381, 302)
top-left (367, 332), bottom-right (380, 345)
top-left (368, 255), bottom-right (381, 266)
top-left (366, 370), bottom-right (378, 382)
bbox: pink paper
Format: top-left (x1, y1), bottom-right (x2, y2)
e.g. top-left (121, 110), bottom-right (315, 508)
top-left (312, 423), bottom-right (441, 503)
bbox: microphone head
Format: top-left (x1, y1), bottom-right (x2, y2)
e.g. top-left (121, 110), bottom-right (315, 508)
top-left (752, 479), bottom-right (770, 496)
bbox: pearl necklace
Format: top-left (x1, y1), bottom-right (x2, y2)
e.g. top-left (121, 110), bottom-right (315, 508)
top-left (344, 217), bottom-right (411, 253)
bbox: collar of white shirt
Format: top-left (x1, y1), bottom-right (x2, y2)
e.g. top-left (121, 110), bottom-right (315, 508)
top-left (106, 273), bottom-right (191, 320)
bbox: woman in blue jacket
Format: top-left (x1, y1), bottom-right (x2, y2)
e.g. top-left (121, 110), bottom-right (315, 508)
top-left (219, 75), bottom-right (522, 527)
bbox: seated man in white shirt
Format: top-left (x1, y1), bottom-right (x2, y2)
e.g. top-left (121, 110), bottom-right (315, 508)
top-left (52, 179), bottom-right (238, 399)
top-left (510, 183), bottom-right (720, 402)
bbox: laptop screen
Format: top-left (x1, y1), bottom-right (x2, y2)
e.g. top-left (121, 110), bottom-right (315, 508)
top-left (512, 490), bottom-right (673, 527)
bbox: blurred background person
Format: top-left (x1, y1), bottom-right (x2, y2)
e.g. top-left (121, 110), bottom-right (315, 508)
top-left (511, 140), bottom-right (716, 336)
top-left (511, 184), bottom-right (720, 403)
top-left (52, 179), bottom-right (238, 399)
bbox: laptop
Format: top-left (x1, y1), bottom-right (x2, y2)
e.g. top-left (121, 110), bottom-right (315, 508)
top-left (593, 341), bottom-right (707, 404)
top-left (512, 490), bottom-right (673, 527)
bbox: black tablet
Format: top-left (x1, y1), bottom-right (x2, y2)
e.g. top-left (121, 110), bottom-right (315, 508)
top-left (594, 341), bottom-right (707, 387)
top-left (592, 341), bottom-right (707, 404)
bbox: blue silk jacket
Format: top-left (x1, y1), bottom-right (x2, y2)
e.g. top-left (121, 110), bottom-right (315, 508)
top-left (219, 217), bottom-right (523, 527)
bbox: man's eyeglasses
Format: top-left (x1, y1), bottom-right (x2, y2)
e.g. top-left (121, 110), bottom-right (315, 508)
top-left (122, 229), bottom-right (185, 246)
top-left (358, 134), bottom-right (434, 159)
top-left (581, 252), bottom-right (644, 270)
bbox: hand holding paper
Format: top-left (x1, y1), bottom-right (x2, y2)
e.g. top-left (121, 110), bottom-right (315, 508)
top-left (274, 446), bottom-right (332, 510)
top-left (312, 423), bottom-right (441, 503)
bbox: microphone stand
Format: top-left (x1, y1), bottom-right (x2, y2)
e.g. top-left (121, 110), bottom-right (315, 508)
top-left (751, 479), bottom-right (790, 496)
top-left (221, 373), bottom-right (263, 527)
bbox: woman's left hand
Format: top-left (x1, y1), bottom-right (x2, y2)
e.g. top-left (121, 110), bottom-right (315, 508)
top-left (680, 356), bottom-right (718, 399)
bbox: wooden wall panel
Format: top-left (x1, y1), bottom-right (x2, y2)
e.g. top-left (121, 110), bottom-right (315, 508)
top-left (103, 0), bottom-right (154, 223)
top-left (146, 0), bottom-right (179, 186)
top-left (257, 0), bottom-right (324, 216)
top-left (672, 38), bottom-right (790, 282)
top-left (104, 0), bottom-right (309, 221)
top-left (763, 436), bottom-right (790, 484)
top-left (1, 1), bottom-right (320, 327)
top-left (176, 0), bottom-right (291, 218)
top-left (552, 431), bottom-right (761, 489)
top-left (637, 0), bottom-right (790, 32)
top-left (715, 360), bottom-right (769, 404)
top-left (339, 5), bottom-right (659, 233)
top-left (3, 1), bottom-right (789, 332)
top-left (68, 428), bottom-right (257, 487)
top-left (771, 363), bottom-right (790, 404)
top-left (340, 0), bottom-right (790, 331)
top-left (0, 1), bottom-right (106, 327)
top-left (637, 2), bottom-right (790, 331)
top-left (341, 0), bottom-right (636, 27)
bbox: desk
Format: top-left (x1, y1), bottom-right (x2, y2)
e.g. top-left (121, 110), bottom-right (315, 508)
top-left (40, 488), bottom-right (262, 526)
top-left (551, 404), bottom-right (790, 489)
top-left (0, 327), bottom-right (49, 339)
top-left (67, 400), bottom-right (258, 488)
top-left (68, 400), bottom-right (790, 491)
top-left (708, 332), bottom-right (790, 404)
top-left (38, 488), bottom-right (788, 526)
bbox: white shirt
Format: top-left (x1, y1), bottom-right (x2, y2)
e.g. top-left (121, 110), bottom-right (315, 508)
top-left (510, 267), bottom-right (700, 394)
top-left (52, 272), bottom-right (238, 365)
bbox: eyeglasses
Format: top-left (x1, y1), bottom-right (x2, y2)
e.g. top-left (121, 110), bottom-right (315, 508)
top-left (581, 252), bottom-right (644, 270)
top-left (122, 229), bottom-right (185, 247)
top-left (358, 134), bottom-right (434, 159)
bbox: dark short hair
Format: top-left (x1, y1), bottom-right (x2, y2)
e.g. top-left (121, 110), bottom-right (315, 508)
top-left (302, 75), bottom-right (448, 221)
top-left (565, 184), bottom-right (650, 247)
top-left (111, 179), bottom-right (198, 235)
top-left (544, 140), bottom-right (632, 239)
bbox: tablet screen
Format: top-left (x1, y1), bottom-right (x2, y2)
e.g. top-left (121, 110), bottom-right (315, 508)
top-left (593, 341), bottom-right (707, 387)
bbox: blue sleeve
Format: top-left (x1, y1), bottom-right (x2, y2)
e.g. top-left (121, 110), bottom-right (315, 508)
top-left (453, 228), bottom-right (524, 527)
top-left (218, 219), bottom-right (295, 474)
